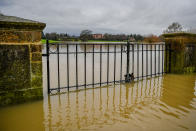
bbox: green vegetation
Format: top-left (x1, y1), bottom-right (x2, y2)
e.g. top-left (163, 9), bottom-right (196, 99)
top-left (0, 45), bottom-right (43, 106)
top-left (80, 30), bottom-right (92, 41)
top-left (42, 31), bottom-right (145, 43)
top-left (163, 32), bottom-right (196, 37)
top-left (41, 39), bottom-right (61, 44)
top-left (41, 39), bottom-right (126, 44)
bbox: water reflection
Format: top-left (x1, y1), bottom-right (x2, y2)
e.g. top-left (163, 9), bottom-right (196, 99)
top-left (43, 74), bottom-right (196, 131)
top-left (0, 74), bottom-right (195, 131)
top-left (161, 74), bottom-right (196, 111)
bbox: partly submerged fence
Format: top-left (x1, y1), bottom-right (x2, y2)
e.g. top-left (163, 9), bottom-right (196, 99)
top-left (44, 41), bottom-right (167, 94)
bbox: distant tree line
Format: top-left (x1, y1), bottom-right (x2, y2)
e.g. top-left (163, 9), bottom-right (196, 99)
top-left (99, 33), bottom-right (144, 41)
top-left (41, 22), bottom-right (191, 43)
top-left (42, 32), bottom-right (79, 41)
top-left (143, 35), bottom-right (163, 43)
top-left (42, 31), bottom-right (145, 42)
top-left (129, 34), bottom-right (144, 41)
top-left (42, 30), bottom-right (164, 43)
top-left (79, 29), bottom-right (145, 42)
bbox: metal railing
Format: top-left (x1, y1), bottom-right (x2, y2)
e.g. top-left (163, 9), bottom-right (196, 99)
top-left (44, 40), bottom-right (166, 94)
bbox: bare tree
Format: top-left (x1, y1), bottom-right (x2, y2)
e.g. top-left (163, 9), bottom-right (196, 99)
top-left (164, 22), bottom-right (183, 33)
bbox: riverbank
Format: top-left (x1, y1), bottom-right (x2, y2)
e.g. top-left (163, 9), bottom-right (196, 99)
top-left (41, 39), bottom-right (61, 44)
top-left (41, 39), bottom-right (126, 44)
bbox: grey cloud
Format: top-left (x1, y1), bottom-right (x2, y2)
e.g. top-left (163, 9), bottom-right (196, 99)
top-left (1, 0), bottom-right (196, 35)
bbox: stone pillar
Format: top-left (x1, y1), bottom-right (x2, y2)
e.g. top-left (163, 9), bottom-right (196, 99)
top-left (163, 33), bottom-right (196, 73)
top-left (0, 14), bottom-right (46, 106)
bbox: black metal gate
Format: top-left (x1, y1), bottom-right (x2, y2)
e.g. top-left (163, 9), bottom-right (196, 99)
top-left (44, 40), bottom-right (166, 94)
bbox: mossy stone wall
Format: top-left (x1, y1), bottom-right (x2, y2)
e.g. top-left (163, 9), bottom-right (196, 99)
top-left (0, 16), bottom-right (45, 106)
top-left (163, 33), bottom-right (196, 73)
top-left (0, 43), bottom-right (43, 106)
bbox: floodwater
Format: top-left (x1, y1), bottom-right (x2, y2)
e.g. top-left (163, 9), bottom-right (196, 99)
top-left (0, 74), bottom-right (196, 131)
top-left (0, 43), bottom-right (196, 131)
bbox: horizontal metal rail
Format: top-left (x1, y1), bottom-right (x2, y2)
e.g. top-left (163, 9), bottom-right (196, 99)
top-left (48, 50), bottom-right (165, 54)
top-left (49, 43), bottom-right (165, 46)
top-left (49, 73), bottom-right (166, 92)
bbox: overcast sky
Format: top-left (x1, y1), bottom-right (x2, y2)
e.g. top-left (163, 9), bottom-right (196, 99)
top-left (0, 0), bottom-right (196, 35)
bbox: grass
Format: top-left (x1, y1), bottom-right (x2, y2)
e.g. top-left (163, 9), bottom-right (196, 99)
top-left (41, 39), bottom-right (61, 44)
top-left (41, 39), bottom-right (126, 44)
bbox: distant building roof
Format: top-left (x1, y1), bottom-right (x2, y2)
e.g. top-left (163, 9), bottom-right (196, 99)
top-left (0, 14), bottom-right (46, 30)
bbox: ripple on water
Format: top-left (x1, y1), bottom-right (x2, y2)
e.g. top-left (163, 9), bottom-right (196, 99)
top-left (0, 74), bottom-right (196, 131)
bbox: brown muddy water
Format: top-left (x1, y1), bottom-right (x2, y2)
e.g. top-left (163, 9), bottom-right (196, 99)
top-left (0, 44), bottom-right (196, 131)
top-left (0, 74), bottom-right (196, 131)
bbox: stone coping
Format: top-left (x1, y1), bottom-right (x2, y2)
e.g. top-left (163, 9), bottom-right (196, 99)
top-left (0, 14), bottom-right (46, 31)
top-left (162, 32), bottom-right (196, 37)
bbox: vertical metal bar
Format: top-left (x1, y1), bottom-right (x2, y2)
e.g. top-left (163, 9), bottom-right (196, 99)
top-left (114, 45), bottom-right (116, 83)
top-left (142, 44), bottom-right (143, 78)
top-left (100, 45), bottom-right (102, 86)
top-left (137, 44), bottom-right (139, 80)
top-left (146, 45), bottom-right (148, 77)
top-left (158, 44), bottom-right (160, 74)
top-left (125, 41), bottom-right (130, 83)
top-left (126, 42), bottom-right (130, 75)
top-left (125, 41), bottom-right (130, 82)
top-left (46, 40), bottom-right (50, 94)
top-left (67, 44), bottom-right (69, 91)
top-left (132, 44), bottom-right (134, 75)
top-left (155, 44), bottom-right (156, 76)
top-left (92, 44), bottom-right (95, 87)
top-left (57, 44), bottom-right (60, 92)
top-left (162, 44), bottom-right (164, 74)
top-left (120, 44), bottom-right (123, 82)
top-left (107, 44), bottom-right (109, 85)
top-left (76, 44), bottom-right (78, 89)
top-left (84, 44), bottom-right (87, 88)
top-left (151, 44), bottom-right (152, 77)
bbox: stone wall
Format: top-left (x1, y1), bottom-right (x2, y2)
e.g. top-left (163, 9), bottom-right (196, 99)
top-left (0, 30), bottom-right (42, 43)
top-left (163, 33), bottom-right (196, 73)
top-left (0, 15), bottom-right (45, 106)
top-left (0, 44), bottom-right (43, 105)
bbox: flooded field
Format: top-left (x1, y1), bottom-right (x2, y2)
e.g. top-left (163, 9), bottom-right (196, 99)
top-left (0, 43), bottom-right (195, 131)
top-left (0, 74), bottom-right (196, 131)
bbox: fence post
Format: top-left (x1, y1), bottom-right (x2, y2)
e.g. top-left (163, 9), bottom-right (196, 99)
top-left (163, 33), bottom-right (196, 73)
top-left (125, 40), bottom-right (131, 82)
top-left (46, 40), bottom-right (50, 94)
top-left (0, 15), bottom-right (45, 106)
